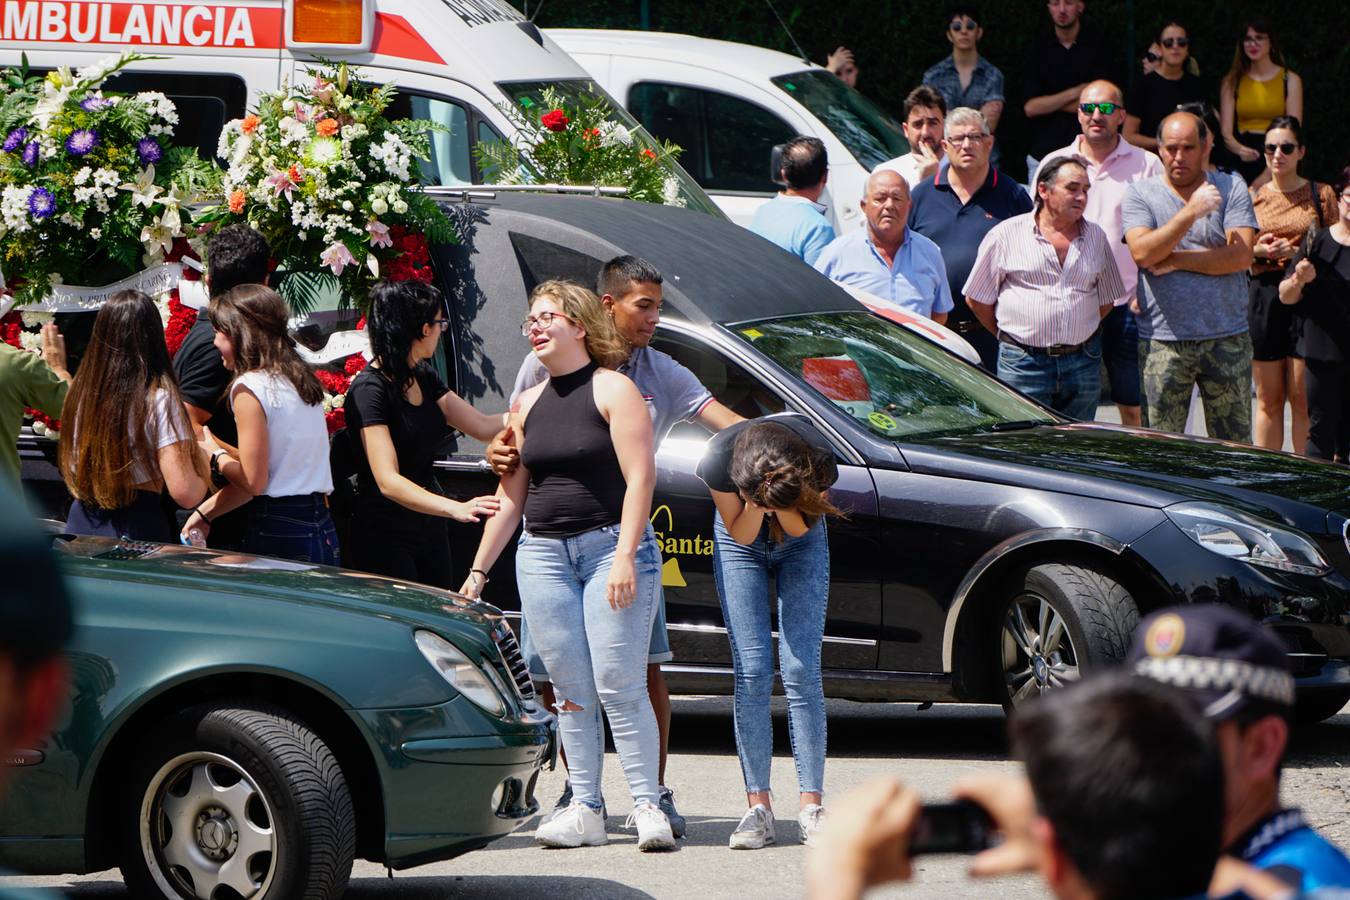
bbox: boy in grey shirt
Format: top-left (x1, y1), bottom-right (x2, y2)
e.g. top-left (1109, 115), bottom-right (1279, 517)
top-left (1123, 111), bottom-right (1257, 441)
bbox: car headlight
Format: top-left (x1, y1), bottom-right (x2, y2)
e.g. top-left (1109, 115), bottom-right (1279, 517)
top-left (1165, 503), bottom-right (1331, 576)
top-left (414, 630), bottom-right (507, 717)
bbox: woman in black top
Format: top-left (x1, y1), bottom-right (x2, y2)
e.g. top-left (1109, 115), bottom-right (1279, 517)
top-left (1124, 22), bottom-right (1206, 152)
top-left (344, 280), bottom-right (504, 586)
top-left (1280, 167), bottom-right (1350, 461)
top-left (460, 280), bottom-right (675, 852)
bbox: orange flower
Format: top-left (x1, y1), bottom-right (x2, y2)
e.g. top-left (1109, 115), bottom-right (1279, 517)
top-left (240, 114), bottom-right (261, 135)
top-left (315, 118), bottom-right (339, 137)
top-left (228, 189), bottom-right (246, 213)
top-left (287, 164), bottom-right (303, 183)
top-left (642, 148), bottom-right (657, 159)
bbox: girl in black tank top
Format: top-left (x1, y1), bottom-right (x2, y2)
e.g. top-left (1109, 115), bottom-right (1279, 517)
top-left (460, 281), bottom-right (675, 849)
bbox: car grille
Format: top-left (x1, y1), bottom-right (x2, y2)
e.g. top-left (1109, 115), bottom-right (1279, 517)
top-left (492, 620), bottom-right (536, 703)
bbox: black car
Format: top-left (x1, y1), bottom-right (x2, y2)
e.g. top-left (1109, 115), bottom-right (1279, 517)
top-left (21, 192), bottom-right (1350, 722)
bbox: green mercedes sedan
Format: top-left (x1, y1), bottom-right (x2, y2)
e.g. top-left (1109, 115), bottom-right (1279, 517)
top-left (0, 534), bottom-right (554, 900)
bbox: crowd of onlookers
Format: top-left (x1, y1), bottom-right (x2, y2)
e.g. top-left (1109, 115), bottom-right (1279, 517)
top-left (782, 1), bottom-right (1347, 461)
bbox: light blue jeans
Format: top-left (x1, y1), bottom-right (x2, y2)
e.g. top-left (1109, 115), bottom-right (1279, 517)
top-left (997, 333), bottom-right (1103, 422)
top-left (516, 523), bottom-right (662, 811)
top-left (712, 514), bottom-right (829, 796)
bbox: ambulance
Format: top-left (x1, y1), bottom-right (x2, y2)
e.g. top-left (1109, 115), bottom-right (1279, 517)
top-left (0, 0), bottom-right (717, 211)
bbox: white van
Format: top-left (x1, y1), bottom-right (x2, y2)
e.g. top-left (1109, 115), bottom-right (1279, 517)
top-left (0, 0), bottom-right (716, 211)
top-left (547, 28), bottom-right (910, 233)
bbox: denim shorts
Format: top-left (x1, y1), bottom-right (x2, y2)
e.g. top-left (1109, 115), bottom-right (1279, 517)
top-left (517, 528), bottom-right (671, 681)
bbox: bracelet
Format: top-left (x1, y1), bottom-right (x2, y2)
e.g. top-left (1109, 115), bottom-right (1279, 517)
top-left (191, 505), bottom-right (210, 524)
top-left (470, 568), bottom-right (489, 584)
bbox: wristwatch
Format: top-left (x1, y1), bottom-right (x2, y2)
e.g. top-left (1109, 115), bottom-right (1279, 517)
top-left (209, 449), bottom-right (228, 488)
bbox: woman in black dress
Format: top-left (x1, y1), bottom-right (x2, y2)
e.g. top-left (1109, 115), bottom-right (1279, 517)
top-left (1279, 167), bottom-right (1350, 461)
top-left (1124, 22), bottom-right (1206, 153)
top-left (344, 280), bottom-right (505, 586)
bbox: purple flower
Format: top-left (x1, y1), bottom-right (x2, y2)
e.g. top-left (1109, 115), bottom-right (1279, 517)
top-left (79, 96), bottom-right (111, 112)
top-left (136, 137), bottom-right (162, 165)
top-left (27, 187), bottom-right (56, 220)
top-left (21, 141), bottom-right (39, 167)
top-left (65, 129), bottom-right (98, 156)
top-left (2, 127), bottom-right (26, 153)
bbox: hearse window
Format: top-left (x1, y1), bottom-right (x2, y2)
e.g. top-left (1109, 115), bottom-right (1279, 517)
top-left (628, 82), bottom-right (795, 194)
top-left (65, 71), bottom-right (245, 164)
top-left (384, 91), bottom-right (492, 186)
top-left (649, 333), bottom-right (785, 442)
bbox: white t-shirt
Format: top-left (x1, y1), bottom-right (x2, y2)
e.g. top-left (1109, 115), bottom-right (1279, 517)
top-left (230, 371), bottom-right (333, 497)
top-left (128, 388), bottom-right (192, 485)
top-left (873, 153), bottom-right (927, 188)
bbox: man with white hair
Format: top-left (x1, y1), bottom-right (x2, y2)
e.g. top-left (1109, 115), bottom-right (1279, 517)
top-left (965, 155), bottom-right (1126, 420)
top-left (814, 169), bottom-right (952, 323)
top-left (909, 107), bottom-right (1033, 369)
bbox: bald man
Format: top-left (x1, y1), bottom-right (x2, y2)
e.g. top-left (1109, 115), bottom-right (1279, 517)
top-left (1122, 111), bottom-right (1257, 441)
top-left (815, 170), bottom-right (952, 323)
top-left (1035, 80), bottom-right (1162, 427)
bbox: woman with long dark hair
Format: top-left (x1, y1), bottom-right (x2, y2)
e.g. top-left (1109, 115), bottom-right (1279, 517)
top-left (1124, 22), bottom-right (1205, 152)
top-left (181, 285), bottom-right (338, 564)
top-left (60, 290), bottom-right (207, 540)
top-left (460, 280), bottom-right (674, 851)
top-left (1248, 117), bottom-right (1337, 453)
top-left (344, 279), bottom-right (503, 586)
top-left (1220, 19), bottom-right (1304, 185)
top-left (1280, 167), bottom-right (1350, 462)
top-left (696, 415), bottom-right (842, 850)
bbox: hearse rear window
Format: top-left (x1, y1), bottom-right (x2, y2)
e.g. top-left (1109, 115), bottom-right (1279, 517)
top-left (101, 72), bottom-right (247, 164)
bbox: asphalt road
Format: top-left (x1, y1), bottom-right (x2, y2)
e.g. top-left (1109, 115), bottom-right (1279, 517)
top-left (6, 694), bottom-right (1350, 900)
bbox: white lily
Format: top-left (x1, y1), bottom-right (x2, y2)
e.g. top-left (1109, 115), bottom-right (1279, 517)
top-left (120, 166), bottom-right (162, 208)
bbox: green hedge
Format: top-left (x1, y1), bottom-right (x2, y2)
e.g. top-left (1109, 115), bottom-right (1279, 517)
top-left (532, 0), bottom-right (1350, 184)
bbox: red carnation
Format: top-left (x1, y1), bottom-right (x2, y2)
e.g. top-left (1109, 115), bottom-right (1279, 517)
top-left (541, 109), bottom-right (570, 132)
top-left (315, 369), bottom-right (350, 396)
top-left (325, 407), bottom-right (346, 434)
top-left (164, 291), bottom-right (198, 358)
top-left (343, 353), bottom-right (367, 376)
top-left (1, 312), bottom-right (21, 350)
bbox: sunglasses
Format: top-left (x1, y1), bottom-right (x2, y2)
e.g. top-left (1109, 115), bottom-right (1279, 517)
top-left (1264, 142), bottom-right (1298, 155)
top-left (1080, 102), bottom-right (1121, 115)
top-left (950, 18), bottom-right (979, 31)
top-left (1143, 51), bottom-right (1162, 63)
top-left (1161, 37), bottom-right (1189, 48)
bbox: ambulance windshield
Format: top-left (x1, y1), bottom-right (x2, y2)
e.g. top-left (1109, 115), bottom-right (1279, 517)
top-left (497, 80), bottom-right (724, 218)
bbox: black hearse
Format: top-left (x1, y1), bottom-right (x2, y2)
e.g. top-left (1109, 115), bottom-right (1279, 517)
top-left (21, 192), bottom-right (1350, 720)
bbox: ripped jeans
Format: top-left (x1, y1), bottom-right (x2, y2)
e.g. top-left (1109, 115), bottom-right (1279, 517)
top-left (516, 522), bottom-right (662, 812)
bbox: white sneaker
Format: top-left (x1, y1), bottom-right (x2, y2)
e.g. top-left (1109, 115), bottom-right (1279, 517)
top-left (729, 804), bottom-right (775, 850)
top-left (798, 804), bottom-right (826, 846)
top-left (535, 802), bottom-right (607, 848)
top-left (628, 801), bottom-right (677, 852)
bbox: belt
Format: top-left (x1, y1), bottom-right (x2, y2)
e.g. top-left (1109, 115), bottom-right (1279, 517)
top-left (998, 330), bottom-right (1097, 358)
top-left (950, 319), bottom-right (985, 335)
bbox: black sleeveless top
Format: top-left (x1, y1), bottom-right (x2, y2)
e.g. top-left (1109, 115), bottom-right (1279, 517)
top-left (521, 361), bottom-right (627, 537)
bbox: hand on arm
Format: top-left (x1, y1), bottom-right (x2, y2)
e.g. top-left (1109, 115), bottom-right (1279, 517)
top-left (597, 371), bottom-right (656, 610)
top-left (362, 423), bottom-right (499, 521)
top-left (1126, 184), bottom-right (1220, 269)
top-left (486, 423), bottom-right (520, 475)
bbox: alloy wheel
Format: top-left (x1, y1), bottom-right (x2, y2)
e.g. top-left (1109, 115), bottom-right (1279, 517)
top-left (139, 751), bottom-right (277, 900)
top-left (1001, 592), bottom-right (1082, 706)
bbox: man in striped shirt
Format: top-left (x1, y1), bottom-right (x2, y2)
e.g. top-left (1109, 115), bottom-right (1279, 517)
top-left (964, 155), bottom-right (1126, 421)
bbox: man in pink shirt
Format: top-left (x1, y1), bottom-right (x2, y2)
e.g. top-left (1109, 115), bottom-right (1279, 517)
top-left (1035, 80), bottom-right (1162, 426)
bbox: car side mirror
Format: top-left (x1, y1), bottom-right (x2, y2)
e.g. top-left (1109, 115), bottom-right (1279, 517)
top-left (770, 144), bottom-right (787, 187)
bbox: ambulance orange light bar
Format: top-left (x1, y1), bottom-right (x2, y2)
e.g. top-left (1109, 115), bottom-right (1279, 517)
top-left (286, 0), bottom-right (373, 51)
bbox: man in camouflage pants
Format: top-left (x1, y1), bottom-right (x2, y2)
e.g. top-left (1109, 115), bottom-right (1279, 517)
top-left (1122, 111), bottom-right (1257, 441)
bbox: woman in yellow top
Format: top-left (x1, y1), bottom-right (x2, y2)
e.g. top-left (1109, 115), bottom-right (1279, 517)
top-left (1219, 19), bottom-right (1303, 186)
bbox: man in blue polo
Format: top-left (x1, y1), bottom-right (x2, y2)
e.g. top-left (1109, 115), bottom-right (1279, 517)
top-left (909, 106), bottom-right (1033, 369)
top-left (1130, 604), bottom-right (1350, 892)
top-left (814, 169), bottom-right (952, 323)
top-left (749, 136), bottom-right (835, 265)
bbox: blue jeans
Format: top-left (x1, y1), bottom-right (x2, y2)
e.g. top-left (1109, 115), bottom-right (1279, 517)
top-left (516, 523), bottom-right (662, 811)
top-left (713, 514), bottom-right (829, 796)
top-left (997, 334), bottom-right (1102, 422)
top-left (242, 494), bottom-right (340, 566)
top-left (1100, 305), bottom-right (1141, 407)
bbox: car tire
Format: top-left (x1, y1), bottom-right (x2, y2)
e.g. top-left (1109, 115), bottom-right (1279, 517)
top-left (120, 702), bottom-right (355, 900)
top-left (996, 562), bottom-right (1139, 710)
top-left (1293, 689), bottom-right (1350, 726)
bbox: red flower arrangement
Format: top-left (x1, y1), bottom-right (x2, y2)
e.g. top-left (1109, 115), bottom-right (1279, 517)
top-left (540, 108), bottom-right (570, 132)
top-left (383, 228), bottom-right (434, 283)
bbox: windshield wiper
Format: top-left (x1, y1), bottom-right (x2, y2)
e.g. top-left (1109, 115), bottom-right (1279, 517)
top-left (989, 420), bottom-right (1049, 432)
